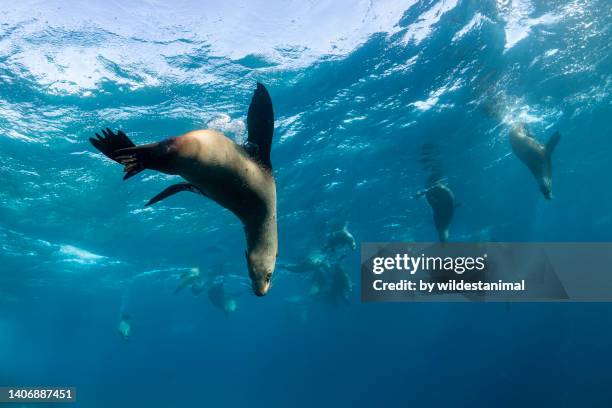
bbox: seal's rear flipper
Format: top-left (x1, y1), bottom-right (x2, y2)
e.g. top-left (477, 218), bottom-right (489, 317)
top-left (246, 82), bottom-right (274, 170)
top-left (545, 131), bottom-right (561, 158)
top-left (146, 182), bottom-right (203, 206)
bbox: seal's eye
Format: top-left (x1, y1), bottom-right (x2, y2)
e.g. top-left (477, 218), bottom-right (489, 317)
top-left (265, 273), bottom-right (272, 283)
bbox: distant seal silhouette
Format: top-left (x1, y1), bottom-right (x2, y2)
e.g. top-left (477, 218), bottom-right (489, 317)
top-left (509, 123), bottom-right (560, 199)
top-left (295, 260), bottom-right (351, 305)
top-left (323, 224), bottom-right (356, 252)
top-left (207, 278), bottom-right (238, 316)
top-left (117, 314), bottom-right (131, 340)
top-left (327, 262), bottom-right (352, 305)
top-left (416, 143), bottom-right (456, 242)
top-left (190, 277), bottom-right (206, 296)
top-left (422, 183), bottom-right (456, 242)
top-left (279, 251), bottom-right (331, 274)
top-left (90, 83), bottom-right (277, 296)
top-left (174, 267), bottom-right (200, 295)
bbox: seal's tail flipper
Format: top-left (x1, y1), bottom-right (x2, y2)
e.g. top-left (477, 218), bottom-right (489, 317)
top-left (246, 82), bottom-right (274, 170)
top-left (545, 131), bottom-right (561, 158)
top-left (145, 182), bottom-right (202, 207)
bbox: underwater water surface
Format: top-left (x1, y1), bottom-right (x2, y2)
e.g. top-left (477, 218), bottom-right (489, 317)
top-left (1, 0), bottom-right (611, 407)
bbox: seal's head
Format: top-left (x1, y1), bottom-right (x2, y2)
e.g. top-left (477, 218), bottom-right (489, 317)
top-left (246, 251), bottom-right (275, 296)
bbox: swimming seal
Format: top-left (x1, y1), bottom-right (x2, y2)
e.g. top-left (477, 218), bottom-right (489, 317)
top-left (174, 267), bottom-right (200, 295)
top-left (424, 183), bottom-right (455, 243)
top-left (416, 143), bottom-right (456, 242)
top-left (323, 224), bottom-right (356, 252)
top-left (90, 83), bottom-right (277, 296)
top-left (207, 278), bottom-right (238, 317)
top-left (327, 262), bottom-right (352, 305)
top-left (288, 259), bottom-right (351, 305)
top-left (279, 251), bottom-right (331, 274)
top-left (118, 314), bottom-right (131, 340)
top-left (509, 123), bottom-right (560, 199)
top-left (190, 277), bottom-right (206, 296)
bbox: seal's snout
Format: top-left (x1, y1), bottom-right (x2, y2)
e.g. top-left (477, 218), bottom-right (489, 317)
top-left (254, 287), bottom-right (266, 297)
top-left (252, 282), bottom-right (270, 297)
top-left (253, 274), bottom-right (272, 297)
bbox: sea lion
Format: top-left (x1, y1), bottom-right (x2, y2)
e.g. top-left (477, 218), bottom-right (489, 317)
top-left (309, 268), bottom-right (326, 296)
top-left (207, 279), bottom-right (238, 317)
top-left (415, 143), bottom-right (456, 242)
top-left (174, 267), bottom-right (200, 294)
top-left (118, 314), bottom-right (131, 340)
top-left (323, 224), bottom-right (356, 253)
top-left (327, 262), bottom-right (352, 305)
top-left (190, 277), bottom-right (206, 296)
top-left (424, 183), bottom-right (456, 243)
top-left (509, 123), bottom-right (561, 199)
top-left (90, 83), bottom-right (277, 296)
top-left (304, 261), bottom-right (351, 304)
top-left (279, 251), bottom-right (336, 296)
top-left (279, 251), bottom-right (331, 274)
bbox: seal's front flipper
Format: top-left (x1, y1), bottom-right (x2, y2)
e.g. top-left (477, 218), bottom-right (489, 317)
top-left (90, 128), bottom-right (177, 180)
top-left (114, 139), bottom-right (176, 180)
top-left (545, 131), bottom-right (561, 158)
top-left (246, 82), bottom-right (274, 170)
top-left (89, 128), bottom-right (135, 163)
top-left (146, 182), bottom-right (203, 207)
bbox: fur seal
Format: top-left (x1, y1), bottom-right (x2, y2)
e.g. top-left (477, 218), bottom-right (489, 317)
top-left (509, 123), bottom-right (560, 199)
top-left (424, 183), bottom-right (456, 242)
top-left (327, 262), bottom-right (352, 305)
top-left (118, 314), bottom-right (131, 340)
top-left (416, 143), bottom-right (456, 242)
top-left (190, 277), bottom-right (206, 296)
top-left (207, 278), bottom-right (238, 316)
top-left (174, 267), bottom-right (200, 295)
top-left (289, 260), bottom-right (351, 305)
top-left (90, 83), bottom-right (277, 296)
top-left (279, 251), bottom-right (331, 274)
top-left (323, 224), bottom-right (356, 252)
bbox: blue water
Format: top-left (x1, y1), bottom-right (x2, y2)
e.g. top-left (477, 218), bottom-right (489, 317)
top-left (1, 0), bottom-right (611, 407)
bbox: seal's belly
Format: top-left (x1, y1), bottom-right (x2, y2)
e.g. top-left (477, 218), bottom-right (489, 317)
top-left (181, 158), bottom-right (272, 222)
top-left (510, 135), bottom-right (544, 177)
